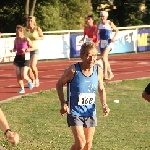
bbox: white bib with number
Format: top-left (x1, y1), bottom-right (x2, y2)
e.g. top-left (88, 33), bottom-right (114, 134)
top-left (100, 40), bottom-right (108, 48)
top-left (85, 38), bottom-right (92, 42)
top-left (78, 93), bottom-right (95, 105)
top-left (25, 52), bottom-right (30, 60)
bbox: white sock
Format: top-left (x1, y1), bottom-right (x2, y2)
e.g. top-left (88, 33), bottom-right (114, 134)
top-left (28, 79), bottom-right (32, 83)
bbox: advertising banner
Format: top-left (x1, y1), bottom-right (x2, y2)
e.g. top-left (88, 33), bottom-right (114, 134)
top-left (0, 37), bottom-right (15, 63)
top-left (0, 34), bottom-right (70, 63)
top-left (70, 30), bottom-right (137, 58)
top-left (38, 34), bottom-right (70, 60)
top-left (110, 30), bottom-right (137, 54)
top-left (137, 29), bottom-right (150, 51)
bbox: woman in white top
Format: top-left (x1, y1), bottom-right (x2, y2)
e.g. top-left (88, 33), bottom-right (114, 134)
top-left (95, 11), bottom-right (119, 80)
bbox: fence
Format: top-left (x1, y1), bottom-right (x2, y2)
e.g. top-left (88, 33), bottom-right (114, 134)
top-left (0, 25), bottom-right (150, 63)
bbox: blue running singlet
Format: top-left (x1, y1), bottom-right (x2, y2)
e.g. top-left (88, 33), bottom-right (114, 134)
top-left (98, 20), bottom-right (113, 52)
top-left (67, 63), bottom-right (98, 117)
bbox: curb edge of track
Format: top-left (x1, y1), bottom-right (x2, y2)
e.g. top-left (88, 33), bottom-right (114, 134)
top-left (0, 76), bottom-right (150, 103)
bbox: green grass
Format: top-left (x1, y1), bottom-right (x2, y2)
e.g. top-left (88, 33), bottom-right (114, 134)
top-left (0, 79), bottom-right (150, 150)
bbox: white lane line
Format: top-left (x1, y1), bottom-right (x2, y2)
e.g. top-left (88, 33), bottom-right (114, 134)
top-left (138, 62), bottom-right (150, 65)
top-left (0, 74), bottom-right (15, 77)
top-left (41, 75), bottom-right (56, 78)
top-left (114, 70), bottom-right (150, 76)
top-left (6, 85), bottom-right (17, 88)
top-left (112, 64), bottom-right (150, 71)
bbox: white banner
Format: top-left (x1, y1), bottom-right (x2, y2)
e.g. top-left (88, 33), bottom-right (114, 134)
top-left (0, 34), bottom-right (70, 63)
top-left (0, 37), bottom-right (15, 63)
top-left (38, 34), bottom-right (70, 60)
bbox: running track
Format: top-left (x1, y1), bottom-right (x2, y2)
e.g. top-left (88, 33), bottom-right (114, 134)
top-left (0, 52), bottom-right (150, 102)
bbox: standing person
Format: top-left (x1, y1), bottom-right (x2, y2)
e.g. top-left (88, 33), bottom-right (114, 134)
top-left (10, 25), bottom-right (33, 93)
top-left (56, 42), bottom-right (110, 150)
top-left (95, 11), bottom-right (119, 80)
top-left (0, 108), bottom-right (19, 146)
top-left (24, 16), bottom-right (44, 87)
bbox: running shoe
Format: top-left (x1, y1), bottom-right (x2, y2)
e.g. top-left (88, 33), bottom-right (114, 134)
top-left (35, 79), bottom-right (40, 87)
top-left (28, 81), bottom-right (33, 90)
top-left (19, 88), bottom-right (25, 94)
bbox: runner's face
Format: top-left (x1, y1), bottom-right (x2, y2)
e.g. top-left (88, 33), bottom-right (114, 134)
top-left (16, 29), bottom-right (23, 37)
top-left (27, 18), bottom-right (34, 27)
top-left (81, 48), bottom-right (98, 68)
top-left (87, 17), bottom-right (93, 26)
top-left (100, 15), bottom-right (107, 21)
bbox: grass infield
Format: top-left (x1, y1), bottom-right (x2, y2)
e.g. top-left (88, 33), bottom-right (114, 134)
top-left (0, 79), bottom-right (150, 150)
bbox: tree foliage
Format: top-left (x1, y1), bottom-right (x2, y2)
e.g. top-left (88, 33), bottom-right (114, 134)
top-left (0, 0), bottom-right (148, 33)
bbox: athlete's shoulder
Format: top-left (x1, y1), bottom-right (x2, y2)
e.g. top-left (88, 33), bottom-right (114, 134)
top-left (64, 64), bottom-right (76, 74)
top-left (84, 25), bottom-right (88, 30)
top-left (107, 20), bottom-right (113, 25)
top-left (93, 25), bottom-right (97, 28)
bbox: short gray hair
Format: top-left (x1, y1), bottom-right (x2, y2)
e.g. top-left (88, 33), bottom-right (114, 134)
top-left (80, 42), bottom-right (98, 55)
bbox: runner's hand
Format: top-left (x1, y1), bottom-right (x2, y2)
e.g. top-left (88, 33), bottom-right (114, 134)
top-left (6, 131), bottom-right (19, 145)
top-left (60, 104), bottom-right (69, 116)
top-left (102, 104), bottom-right (110, 116)
top-left (79, 40), bottom-right (83, 43)
top-left (111, 37), bottom-right (115, 43)
top-left (31, 37), bottom-right (39, 40)
top-left (21, 49), bottom-right (26, 52)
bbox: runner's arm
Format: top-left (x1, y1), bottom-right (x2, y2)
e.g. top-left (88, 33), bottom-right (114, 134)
top-left (37, 27), bottom-right (44, 40)
top-left (80, 27), bottom-right (88, 42)
top-left (97, 66), bottom-right (110, 116)
top-left (25, 37), bottom-right (34, 52)
top-left (56, 65), bottom-right (75, 106)
top-left (0, 108), bottom-right (10, 133)
top-left (142, 83), bottom-right (150, 102)
top-left (94, 22), bottom-right (100, 35)
top-left (12, 38), bottom-right (17, 52)
top-left (97, 66), bottom-right (106, 105)
top-left (110, 21), bottom-right (119, 40)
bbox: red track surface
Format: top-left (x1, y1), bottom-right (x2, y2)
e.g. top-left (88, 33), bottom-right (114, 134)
top-left (0, 52), bottom-right (150, 102)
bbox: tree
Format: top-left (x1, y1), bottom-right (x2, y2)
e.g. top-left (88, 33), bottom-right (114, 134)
top-left (0, 0), bottom-right (24, 33)
top-left (25, 0), bottom-right (37, 26)
top-left (34, 0), bottom-right (92, 31)
top-left (143, 0), bottom-right (150, 24)
top-left (91, 0), bottom-right (145, 27)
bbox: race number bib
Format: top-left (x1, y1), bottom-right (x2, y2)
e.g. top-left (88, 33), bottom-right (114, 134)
top-left (25, 52), bottom-right (30, 60)
top-left (85, 38), bottom-right (92, 42)
top-left (78, 93), bottom-right (95, 105)
top-left (100, 40), bottom-right (108, 48)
